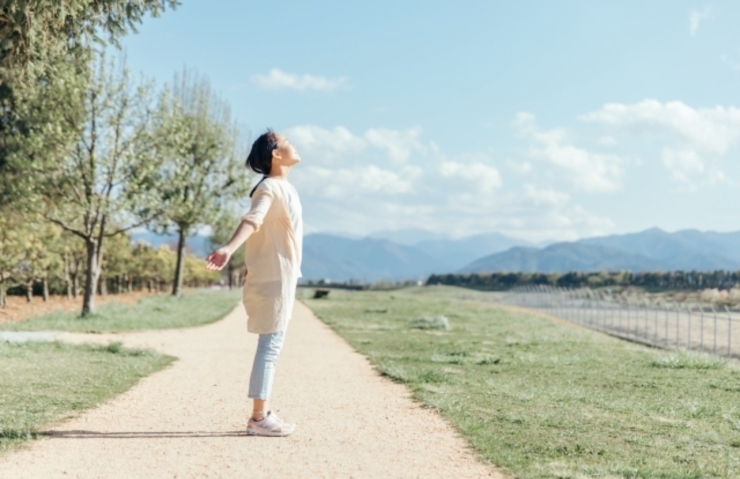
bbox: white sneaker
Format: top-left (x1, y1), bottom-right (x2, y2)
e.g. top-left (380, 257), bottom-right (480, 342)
top-left (247, 411), bottom-right (296, 437)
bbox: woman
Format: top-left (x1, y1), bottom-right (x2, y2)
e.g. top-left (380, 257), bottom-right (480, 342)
top-left (206, 130), bottom-right (303, 437)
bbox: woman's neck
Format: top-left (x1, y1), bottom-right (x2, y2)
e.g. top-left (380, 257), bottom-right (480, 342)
top-left (269, 164), bottom-right (292, 180)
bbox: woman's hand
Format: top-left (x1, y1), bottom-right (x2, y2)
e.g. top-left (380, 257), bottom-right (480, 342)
top-left (205, 247), bottom-right (232, 271)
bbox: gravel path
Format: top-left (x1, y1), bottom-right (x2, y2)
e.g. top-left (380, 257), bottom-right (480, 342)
top-left (0, 300), bottom-right (501, 478)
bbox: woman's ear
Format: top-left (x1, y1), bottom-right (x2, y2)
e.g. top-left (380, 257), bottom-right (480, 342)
top-left (271, 147), bottom-right (282, 164)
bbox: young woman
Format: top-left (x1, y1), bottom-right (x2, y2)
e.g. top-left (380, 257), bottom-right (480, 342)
top-left (205, 130), bottom-right (303, 437)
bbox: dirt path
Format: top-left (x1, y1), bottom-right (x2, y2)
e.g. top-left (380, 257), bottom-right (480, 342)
top-left (0, 301), bottom-right (502, 478)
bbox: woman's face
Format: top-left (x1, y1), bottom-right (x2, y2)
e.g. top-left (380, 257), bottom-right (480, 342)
top-left (273, 134), bottom-right (301, 167)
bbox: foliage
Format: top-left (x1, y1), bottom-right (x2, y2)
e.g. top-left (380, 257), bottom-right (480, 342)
top-left (428, 270), bottom-right (740, 292)
top-left (150, 68), bottom-right (250, 296)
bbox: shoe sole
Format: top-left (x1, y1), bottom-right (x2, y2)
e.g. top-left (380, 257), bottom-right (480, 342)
top-left (246, 428), bottom-right (295, 437)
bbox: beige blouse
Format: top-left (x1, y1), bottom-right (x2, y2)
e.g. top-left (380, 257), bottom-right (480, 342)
top-left (241, 177), bottom-right (303, 283)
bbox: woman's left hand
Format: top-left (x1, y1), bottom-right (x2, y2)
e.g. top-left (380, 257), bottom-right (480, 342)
top-left (205, 247), bottom-right (232, 271)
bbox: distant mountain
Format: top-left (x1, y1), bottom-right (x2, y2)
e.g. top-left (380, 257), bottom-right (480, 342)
top-left (131, 232), bottom-right (213, 258)
top-left (367, 228), bottom-right (450, 246)
top-left (415, 232), bottom-right (534, 270)
top-left (577, 228), bottom-right (740, 270)
top-left (461, 243), bottom-right (665, 273)
top-left (459, 228), bottom-right (740, 273)
top-left (302, 234), bottom-right (448, 282)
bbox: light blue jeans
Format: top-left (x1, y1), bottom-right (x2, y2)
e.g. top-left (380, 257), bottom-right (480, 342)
top-left (248, 331), bottom-right (286, 400)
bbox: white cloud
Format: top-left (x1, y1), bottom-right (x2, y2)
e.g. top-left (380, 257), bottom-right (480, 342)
top-left (251, 69), bottom-right (348, 92)
top-left (439, 160), bottom-right (502, 193)
top-left (506, 159), bottom-right (532, 175)
top-left (294, 165), bottom-right (416, 199)
top-left (661, 148), bottom-right (704, 187)
top-left (516, 112), bottom-right (625, 193)
top-left (689, 6), bottom-right (712, 36)
top-left (364, 127), bottom-right (425, 163)
top-left (284, 125), bottom-right (366, 164)
top-left (283, 123), bottom-right (615, 242)
top-left (523, 184), bottom-right (569, 206)
top-left (581, 99), bottom-right (740, 154)
top-left (284, 124), bottom-right (427, 166)
top-left (581, 99), bottom-right (740, 187)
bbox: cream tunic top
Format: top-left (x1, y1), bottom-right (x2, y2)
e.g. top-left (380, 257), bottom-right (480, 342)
top-left (241, 177), bottom-right (303, 333)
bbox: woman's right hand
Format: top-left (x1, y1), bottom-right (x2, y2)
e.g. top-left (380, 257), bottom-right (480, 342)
top-left (205, 247), bottom-right (232, 271)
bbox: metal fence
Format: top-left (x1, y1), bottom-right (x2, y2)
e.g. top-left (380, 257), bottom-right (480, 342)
top-left (502, 285), bottom-right (739, 358)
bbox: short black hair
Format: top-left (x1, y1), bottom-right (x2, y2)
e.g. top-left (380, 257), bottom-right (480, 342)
top-left (246, 129), bottom-right (278, 197)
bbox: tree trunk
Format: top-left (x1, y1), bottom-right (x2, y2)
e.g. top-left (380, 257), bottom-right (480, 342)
top-left (147, 279), bottom-right (153, 293)
top-left (172, 226), bottom-right (188, 297)
top-left (99, 275), bottom-right (107, 296)
top-left (64, 252), bottom-right (72, 300)
top-left (72, 272), bottom-right (79, 299)
top-left (227, 263), bottom-right (234, 289)
top-left (42, 276), bottom-right (49, 301)
top-left (26, 280), bottom-right (33, 303)
top-left (82, 239), bottom-right (98, 316)
top-left (0, 281), bottom-right (6, 307)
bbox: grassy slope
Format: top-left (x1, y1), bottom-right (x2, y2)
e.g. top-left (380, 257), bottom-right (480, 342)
top-left (0, 341), bottom-right (174, 453)
top-left (0, 288), bottom-right (242, 332)
top-left (303, 286), bottom-right (740, 479)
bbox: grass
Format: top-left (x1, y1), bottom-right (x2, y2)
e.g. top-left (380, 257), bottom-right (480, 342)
top-left (302, 286), bottom-right (740, 479)
top-left (0, 288), bottom-right (242, 333)
top-left (0, 340), bottom-right (174, 453)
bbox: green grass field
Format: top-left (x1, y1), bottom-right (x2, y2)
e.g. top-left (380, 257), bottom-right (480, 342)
top-left (303, 286), bottom-right (740, 479)
top-left (0, 288), bottom-right (242, 333)
top-left (0, 340), bottom-right (174, 453)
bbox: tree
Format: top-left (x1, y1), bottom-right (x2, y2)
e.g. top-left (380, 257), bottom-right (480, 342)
top-left (31, 53), bottom-right (161, 315)
top-left (152, 69), bottom-right (249, 296)
top-left (0, 207), bottom-right (25, 306)
top-left (0, 1), bottom-right (178, 209)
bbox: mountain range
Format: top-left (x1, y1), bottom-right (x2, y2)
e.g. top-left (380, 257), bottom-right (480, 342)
top-left (132, 227), bottom-right (740, 282)
top-left (463, 228), bottom-right (740, 274)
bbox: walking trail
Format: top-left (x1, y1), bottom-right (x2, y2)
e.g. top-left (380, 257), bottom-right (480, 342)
top-left (0, 300), bottom-right (502, 478)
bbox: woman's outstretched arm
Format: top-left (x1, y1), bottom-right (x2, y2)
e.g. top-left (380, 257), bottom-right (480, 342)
top-left (205, 221), bottom-right (256, 271)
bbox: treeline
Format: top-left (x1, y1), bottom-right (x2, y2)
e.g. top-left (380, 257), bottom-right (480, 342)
top-left (427, 270), bottom-right (740, 291)
top-left (2, 220), bottom-right (221, 302)
top-left (0, 2), bottom-right (248, 315)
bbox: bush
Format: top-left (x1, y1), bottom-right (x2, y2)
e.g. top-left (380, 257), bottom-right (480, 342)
top-left (409, 315), bottom-right (451, 331)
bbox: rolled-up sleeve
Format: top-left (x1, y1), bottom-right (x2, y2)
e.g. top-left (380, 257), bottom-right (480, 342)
top-left (241, 188), bottom-right (274, 232)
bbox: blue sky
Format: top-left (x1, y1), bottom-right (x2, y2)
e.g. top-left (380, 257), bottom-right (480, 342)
top-left (119, 1), bottom-right (740, 241)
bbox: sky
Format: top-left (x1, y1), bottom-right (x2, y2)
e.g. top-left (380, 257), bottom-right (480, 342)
top-left (118, 0), bottom-right (740, 242)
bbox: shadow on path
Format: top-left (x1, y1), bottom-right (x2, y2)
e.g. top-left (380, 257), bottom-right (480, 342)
top-left (44, 430), bottom-right (247, 439)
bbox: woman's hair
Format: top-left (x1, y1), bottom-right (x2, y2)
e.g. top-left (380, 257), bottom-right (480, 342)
top-left (246, 129), bottom-right (278, 197)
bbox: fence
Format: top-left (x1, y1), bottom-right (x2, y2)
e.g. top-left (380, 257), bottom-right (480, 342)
top-left (502, 285), bottom-right (739, 358)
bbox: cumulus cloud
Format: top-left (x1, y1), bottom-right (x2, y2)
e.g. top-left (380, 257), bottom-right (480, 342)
top-left (515, 112), bottom-right (625, 193)
top-left (439, 160), bottom-right (502, 192)
top-left (284, 125), bottom-right (366, 164)
top-left (581, 99), bottom-right (738, 186)
top-left (506, 159), bottom-right (532, 175)
top-left (581, 99), bottom-right (740, 154)
top-left (294, 165), bottom-right (417, 199)
top-left (251, 69), bottom-right (348, 92)
top-left (283, 123), bottom-right (615, 242)
top-left (661, 148), bottom-right (704, 187)
top-left (284, 124), bottom-right (427, 166)
top-left (689, 6), bottom-right (712, 36)
top-left (364, 127), bottom-right (425, 163)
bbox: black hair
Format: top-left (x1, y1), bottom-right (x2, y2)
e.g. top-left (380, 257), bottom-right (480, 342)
top-left (246, 129), bottom-right (279, 197)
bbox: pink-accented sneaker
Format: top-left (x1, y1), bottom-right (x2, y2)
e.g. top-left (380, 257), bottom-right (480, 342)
top-left (247, 411), bottom-right (296, 437)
